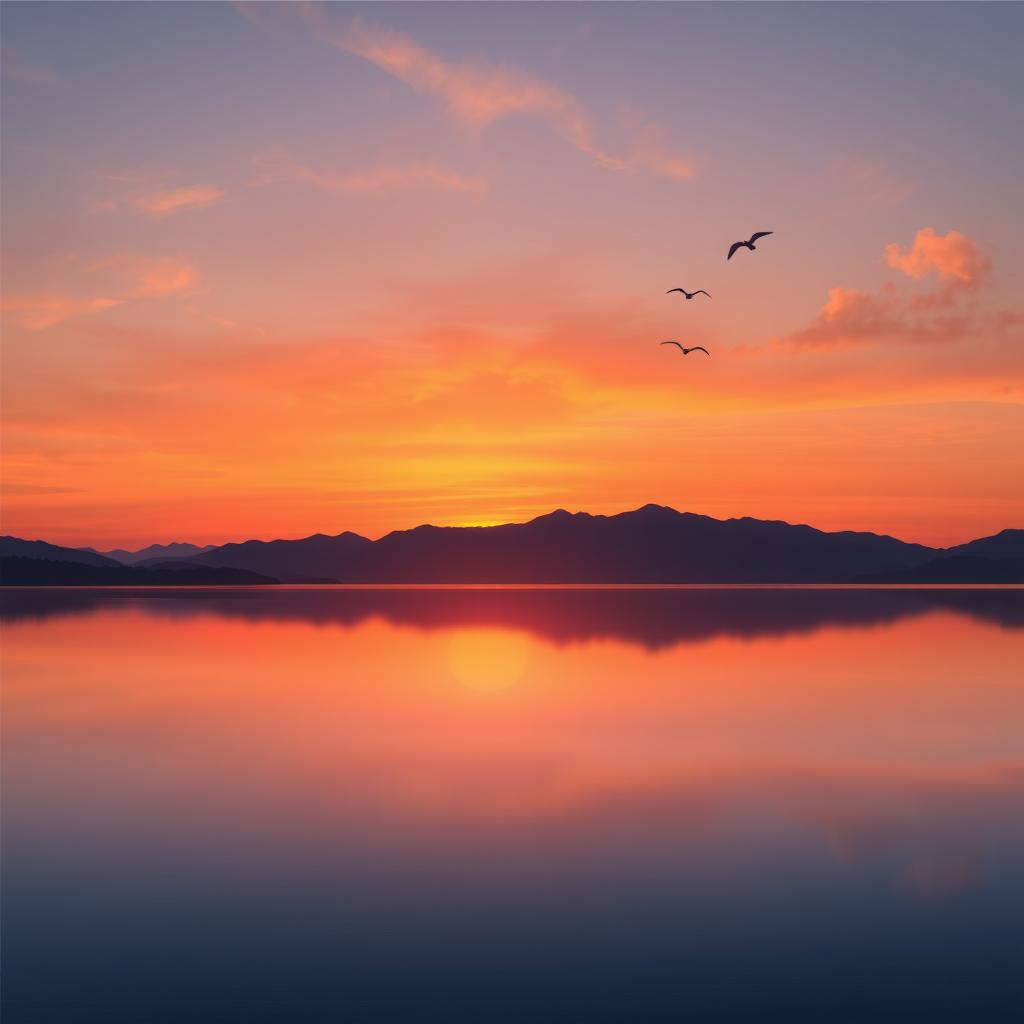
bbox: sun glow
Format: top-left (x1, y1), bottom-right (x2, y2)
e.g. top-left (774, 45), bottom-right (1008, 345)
top-left (446, 628), bottom-right (531, 694)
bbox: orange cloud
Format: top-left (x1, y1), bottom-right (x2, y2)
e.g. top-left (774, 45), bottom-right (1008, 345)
top-left (312, 14), bottom-right (693, 180)
top-left (0, 294), bottom-right (123, 330)
top-left (130, 258), bottom-right (198, 297)
top-left (1, 256), bottom-right (197, 330)
top-left (782, 228), bottom-right (999, 351)
top-left (133, 184), bottom-right (225, 218)
top-left (253, 152), bottom-right (487, 197)
top-left (885, 227), bottom-right (990, 288)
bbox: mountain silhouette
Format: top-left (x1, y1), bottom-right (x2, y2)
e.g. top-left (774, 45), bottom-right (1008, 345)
top-left (181, 531), bottom-right (372, 581)
top-left (0, 556), bottom-right (277, 587)
top-left (942, 529), bottom-right (1024, 560)
top-left (80, 542), bottom-right (216, 565)
top-left (5, 508), bottom-right (1022, 584)
top-left (853, 555), bottom-right (1024, 584)
top-left (115, 505), bottom-right (1023, 583)
top-left (0, 537), bottom-right (121, 568)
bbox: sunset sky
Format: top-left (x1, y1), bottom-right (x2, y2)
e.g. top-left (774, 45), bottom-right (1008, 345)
top-left (2, 1), bottom-right (1022, 549)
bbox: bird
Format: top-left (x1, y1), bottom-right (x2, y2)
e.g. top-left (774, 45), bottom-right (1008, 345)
top-left (660, 341), bottom-right (709, 356)
top-left (727, 231), bottom-right (773, 260)
top-left (666, 287), bottom-right (711, 300)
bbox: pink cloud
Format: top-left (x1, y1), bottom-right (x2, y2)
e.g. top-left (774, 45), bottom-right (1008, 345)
top-left (309, 14), bottom-right (693, 181)
top-left (253, 152), bottom-right (487, 197)
top-left (133, 184), bottom-right (225, 218)
top-left (2, 257), bottom-right (198, 330)
top-left (780, 228), bottom-right (997, 351)
top-left (0, 294), bottom-right (122, 331)
top-left (131, 259), bottom-right (198, 297)
top-left (885, 227), bottom-right (990, 306)
top-left (628, 124), bottom-right (698, 182)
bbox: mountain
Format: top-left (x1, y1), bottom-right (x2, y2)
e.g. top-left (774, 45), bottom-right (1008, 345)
top-left (854, 555), bottom-right (1024, 584)
top-left (7, 507), bottom-right (1021, 584)
top-left (0, 536), bottom-right (121, 567)
top-left (944, 529), bottom-right (1024, 561)
top-left (184, 531), bottom-right (372, 581)
top-left (0, 557), bottom-right (277, 587)
top-left (81, 542), bottom-right (216, 565)
top-left (172, 504), bottom-right (942, 583)
top-left (357, 506), bottom-right (941, 583)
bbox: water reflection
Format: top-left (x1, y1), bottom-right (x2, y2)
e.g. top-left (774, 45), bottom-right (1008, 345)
top-left (2, 588), bottom-right (1022, 1021)
top-left (3, 584), bottom-right (1022, 648)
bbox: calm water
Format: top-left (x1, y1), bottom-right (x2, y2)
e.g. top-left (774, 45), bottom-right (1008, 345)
top-left (2, 587), bottom-right (1023, 1022)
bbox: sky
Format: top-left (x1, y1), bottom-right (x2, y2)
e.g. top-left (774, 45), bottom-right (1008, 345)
top-left (2, 1), bottom-right (1022, 549)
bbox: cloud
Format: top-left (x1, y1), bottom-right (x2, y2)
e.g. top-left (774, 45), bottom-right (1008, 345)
top-left (780, 228), bottom-right (999, 351)
top-left (133, 184), bottom-right (225, 218)
top-left (2, 257), bottom-right (198, 331)
top-left (252, 152), bottom-right (487, 197)
top-left (307, 14), bottom-right (694, 181)
top-left (2, 46), bottom-right (62, 87)
top-left (131, 258), bottom-right (198, 297)
top-left (885, 227), bottom-right (990, 288)
top-left (627, 123), bottom-right (698, 182)
top-left (0, 294), bottom-right (123, 330)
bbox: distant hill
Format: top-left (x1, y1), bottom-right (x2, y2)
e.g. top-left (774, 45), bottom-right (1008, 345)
top-left (184, 531), bottom-right (372, 581)
top-left (6, 507), bottom-right (1022, 584)
top-left (81, 542), bottom-right (216, 565)
top-left (142, 504), bottom-right (941, 583)
top-left (853, 555), bottom-right (1024, 584)
top-left (943, 529), bottom-right (1024, 561)
top-left (1, 536), bottom-right (121, 567)
top-left (0, 556), bottom-right (277, 587)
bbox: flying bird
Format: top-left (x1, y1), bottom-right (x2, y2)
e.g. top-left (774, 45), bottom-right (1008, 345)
top-left (660, 341), bottom-right (709, 356)
top-left (727, 231), bottom-right (773, 260)
top-left (666, 287), bottom-right (711, 300)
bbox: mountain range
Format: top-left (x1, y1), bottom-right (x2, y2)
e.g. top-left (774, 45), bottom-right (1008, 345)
top-left (3, 505), bottom-right (1022, 585)
top-left (78, 541), bottom-right (216, 565)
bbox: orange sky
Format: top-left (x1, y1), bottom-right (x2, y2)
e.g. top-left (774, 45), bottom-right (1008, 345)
top-left (2, 3), bottom-right (1022, 548)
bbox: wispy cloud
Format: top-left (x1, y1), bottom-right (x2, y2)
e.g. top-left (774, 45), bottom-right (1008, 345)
top-left (627, 123), bottom-right (698, 182)
top-left (130, 258), bottom-right (199, 297)
top-left (2, 256), bottom-right (198, 331)
top-left (301, 13), bottom-right (695, 181)
top-left (0, 295), bottom-right (123, 331)
top-left (2, 46), bottom-right (62, 87)
top-left (252, 151), bottom-right (487, 197)
top-left (133, 184), bottom-right (225, 218)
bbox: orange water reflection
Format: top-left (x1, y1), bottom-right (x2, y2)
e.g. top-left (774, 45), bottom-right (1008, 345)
top-left (2, 588), bottom-right (1022, 1021)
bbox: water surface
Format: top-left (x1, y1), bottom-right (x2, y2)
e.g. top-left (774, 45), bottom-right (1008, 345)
top-left (3, 587), bottom-right (1023, 1021)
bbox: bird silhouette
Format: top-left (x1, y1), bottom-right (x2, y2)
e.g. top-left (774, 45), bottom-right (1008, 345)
top-left (661, 341), bottom-right (710, 356)
top-left (727, 231), bottom-right (773, 260)
top-left (666, 288), bottom-right (711, 300)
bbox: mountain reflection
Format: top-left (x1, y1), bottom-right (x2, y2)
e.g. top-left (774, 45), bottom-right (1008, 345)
top-left (2, 586), bottom-right (1021, 648)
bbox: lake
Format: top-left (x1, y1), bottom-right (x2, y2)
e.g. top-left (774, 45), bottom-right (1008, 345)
top-left (2, 587), bottom-right (1022, 1022)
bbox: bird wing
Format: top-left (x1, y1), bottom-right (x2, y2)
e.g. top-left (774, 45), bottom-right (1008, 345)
top-left (694, 290), bottom-right (710, 298)
top-left (727, 241), bottom-right (744, 260)
top-left (749, 231), bottom-right (773, 243)
top-left (691, 346), bottom-right (710, 356)
top-left (660, 340), bottom-right (686, 352)
top-left (666, 288), bottom-right (686, 294)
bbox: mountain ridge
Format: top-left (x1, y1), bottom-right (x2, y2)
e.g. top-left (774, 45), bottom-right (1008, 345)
top-left (6, 507), bottom-right (1020, 584)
